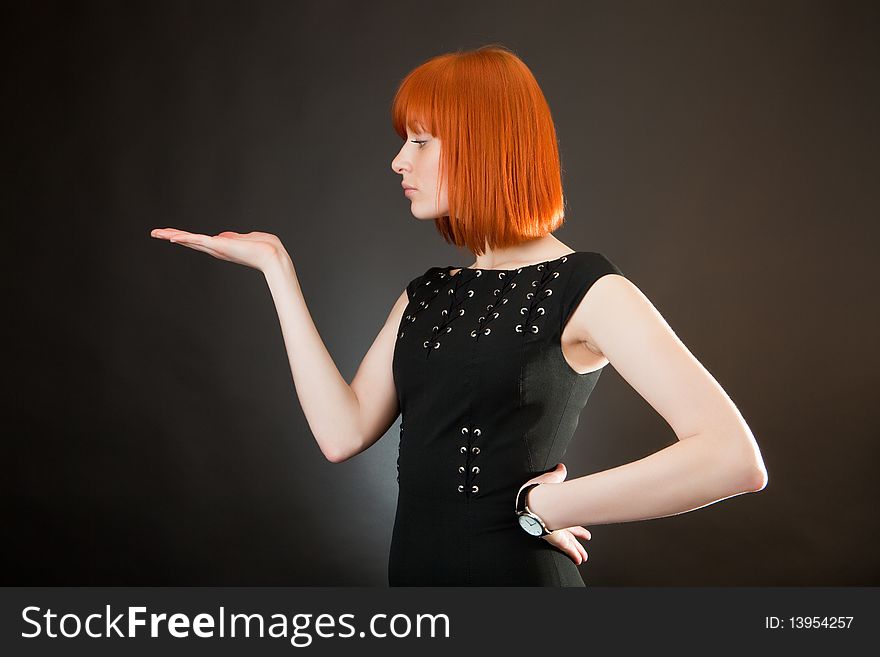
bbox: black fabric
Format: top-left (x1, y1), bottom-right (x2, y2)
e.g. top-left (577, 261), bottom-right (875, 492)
top-left (390, 251), bottom-right (625, 586)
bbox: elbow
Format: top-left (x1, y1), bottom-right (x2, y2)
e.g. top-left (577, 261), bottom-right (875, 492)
top-left (720, 429), bottom-right (769, 493)
top-left (323, 446), bottom-right (352, 464)
top-left (321, 434), bottom-right (363, 464)
top-left (737, 458), bottom-right (769, 493)
top-left (746, 462), bottom-right (769, 492)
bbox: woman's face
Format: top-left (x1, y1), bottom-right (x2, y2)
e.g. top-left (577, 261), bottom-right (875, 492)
top-left (391, 127), bottom-right (449, 220)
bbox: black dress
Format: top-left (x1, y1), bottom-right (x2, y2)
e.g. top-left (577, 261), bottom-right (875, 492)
top-left (390, 251), bottom-right (624, 586)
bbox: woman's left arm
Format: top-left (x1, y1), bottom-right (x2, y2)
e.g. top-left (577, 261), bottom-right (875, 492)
top-left (526, 273), bottom-right (769, 531)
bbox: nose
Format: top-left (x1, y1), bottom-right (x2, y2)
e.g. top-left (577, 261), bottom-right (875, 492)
top-left (391, 145), bottom-right (410, 175)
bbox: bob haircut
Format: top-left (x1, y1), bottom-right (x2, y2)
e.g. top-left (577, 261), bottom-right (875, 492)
top-left (391, 44), bottom-right (566, 256)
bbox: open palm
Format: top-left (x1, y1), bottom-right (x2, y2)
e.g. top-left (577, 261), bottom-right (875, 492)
top-left (150, 228), bottom-right (284, 272)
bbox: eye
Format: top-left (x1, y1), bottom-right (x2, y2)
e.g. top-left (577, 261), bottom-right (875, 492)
top-left (410, 140), bottom-right (428, 147)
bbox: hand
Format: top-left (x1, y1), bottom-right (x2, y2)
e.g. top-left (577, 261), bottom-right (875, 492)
top-left (150, 228), bottom-right (287, 273)
top-left (517, 463), bottom-right (592, 566)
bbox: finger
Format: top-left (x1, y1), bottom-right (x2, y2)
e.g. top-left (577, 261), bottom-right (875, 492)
top-left (567, 526), bottom-right (591, 541)
top-left (151, 228), bottom-right (190, 238)
top-left (171, 232), bottom-right (213, 243)
top-left (565, 534), bottom-right (587, 564)
top-left (172, 241), bottom-right (224, 258)
top-left (550, 533), bottom-right (582, 565)
top-left (153, 229), bottom-right (202, 242)
top-left (171, 234), bottom-right (218, 248)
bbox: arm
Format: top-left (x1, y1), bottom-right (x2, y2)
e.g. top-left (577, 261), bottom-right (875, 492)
top-left (263, 251), bottom-right (409, 464)
top-left (525, 274), bottom-right (769, 530)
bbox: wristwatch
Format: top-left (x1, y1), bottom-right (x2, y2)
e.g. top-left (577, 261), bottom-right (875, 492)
top-left (515, 483), bottom-right (552, 537)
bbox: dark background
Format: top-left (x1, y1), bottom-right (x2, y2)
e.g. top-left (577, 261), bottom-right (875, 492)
top-left (5, 0), bottom-right (878, 585)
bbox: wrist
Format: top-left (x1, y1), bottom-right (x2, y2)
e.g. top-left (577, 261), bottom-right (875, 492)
top-left (515, 482), bottom-right (554, 537)
top-left (262, 248), bottom-right (296, 282)
top-left (524, 483), bottom-right (557, 532)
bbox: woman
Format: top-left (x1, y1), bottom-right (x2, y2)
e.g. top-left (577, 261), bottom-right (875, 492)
top-left (150, 45), bottom-right (768, 586)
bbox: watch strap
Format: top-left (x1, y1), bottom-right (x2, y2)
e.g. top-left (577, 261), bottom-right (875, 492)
top-left (516, 482), bottom-right (542, 514)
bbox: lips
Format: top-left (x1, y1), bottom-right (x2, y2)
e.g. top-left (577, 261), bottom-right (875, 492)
top-left (402, 183), bottom-right (417, 190)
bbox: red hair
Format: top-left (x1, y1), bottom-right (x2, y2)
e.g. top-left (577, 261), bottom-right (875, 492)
top-left (391, 44), bottom-right (566, 256)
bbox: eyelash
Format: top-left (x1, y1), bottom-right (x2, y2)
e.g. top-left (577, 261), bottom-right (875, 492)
top-left (411, 140), bottom-right (428, 147)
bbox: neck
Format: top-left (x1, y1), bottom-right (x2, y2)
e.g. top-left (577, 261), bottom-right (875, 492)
top-left (468, 235), bottom-right (571, 270)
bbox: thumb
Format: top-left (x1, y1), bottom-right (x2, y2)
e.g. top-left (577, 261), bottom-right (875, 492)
top-left (541, 462), bottom-right (568, 483)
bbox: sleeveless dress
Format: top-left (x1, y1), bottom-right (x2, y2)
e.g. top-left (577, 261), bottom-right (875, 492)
top-left (390, 251), bottom-right (625, 586)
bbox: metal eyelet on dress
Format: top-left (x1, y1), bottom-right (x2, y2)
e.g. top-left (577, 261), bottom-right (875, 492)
top-left (432, 325), bottom-right (439, 332)
top-left (446, 326), bottom-right (452, 333)
top-left (483, 328), bottom-right (491, 335)
top-left (526, 292), bottom-right (534, 299)
top-left (458, 485), bottom-right (464, 493)
top-left (448, 289), bottom-right (454, 295)
top-left (520, 307), bottom-right (528, 314)
top-left (419, 300), bottom-right (427, 306)
top-left (501, 298), bottom-right (508, 304)
top-left (434, 341), bottom-right (440, 348)
top-left (458, 309), bottom-right (465, 316)
top-left (471, 485), bottom-right (479, 493)
top-left (516, 267), bottom-right (523, 273)
top-left (398, 331), bottom-right (404, 338)
top-left (470, 330), bottom-right (478, 337)
top-left (471, 446), bottom-right (480, 454)
top-left (461, 427), bottom-right (469, 434)
top-left (493, 289), bottom-right (500, 296)
top-left (475, 270), bottom-right (482, 276)
top-left (515, 324), bottom-right (523, 332)
top-left (471, 466), bottom-right (480, 474)
top-left (531, 280), bottom-right (538, 287)
top-left (478, 316), bottom-right (485, 322)
top-left (553, 272), bottom-right (560, 278)
top-left (460, 446), bottom-right (467, 453)
top-left (423, 341), bottom-right (430, 348)
top-left (531, 325), bottom-right (539, 333)
top-left (441, 309), bottom-right (448, 316)
top-left (458, 466), bottom-right (466, 473)
top-left (536, 307), bottom-right (545, 315)
top-left (473, 428), bottom-right (481, 436)
top-left (492, 312), bottom-right (499, 319)
top-left (537, 264), bottom-right (544, 270)
top-left (467, 290), bottom-right (474, 297)
top-left (544, 289), bottom-right (553, 296)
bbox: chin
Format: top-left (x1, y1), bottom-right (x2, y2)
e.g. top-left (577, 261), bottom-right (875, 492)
top-left (410, 206), bottom-right (443, 221)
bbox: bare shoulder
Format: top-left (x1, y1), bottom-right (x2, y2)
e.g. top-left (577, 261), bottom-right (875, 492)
top-left (387, 287), bottom-right (410, 325)
top-left (566, 273), bottom-right (647, 357)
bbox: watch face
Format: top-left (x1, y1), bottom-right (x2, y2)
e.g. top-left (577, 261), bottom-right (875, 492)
top-left (518, 513), bottom-right (544, 536)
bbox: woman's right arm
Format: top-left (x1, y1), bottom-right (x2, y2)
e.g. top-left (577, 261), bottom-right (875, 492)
top-left (263, 251), bottom-right (409, 463)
